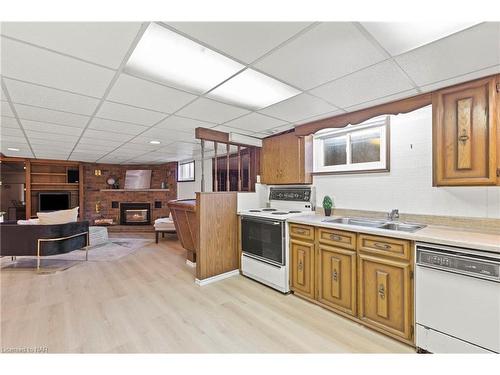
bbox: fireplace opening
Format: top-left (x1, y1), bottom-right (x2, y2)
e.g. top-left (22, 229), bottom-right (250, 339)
top-left (120, 203), bottom-right (151, 225)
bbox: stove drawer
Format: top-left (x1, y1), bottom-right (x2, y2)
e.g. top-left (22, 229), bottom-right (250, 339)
top-left (289, 224), bottom-right (315, 241)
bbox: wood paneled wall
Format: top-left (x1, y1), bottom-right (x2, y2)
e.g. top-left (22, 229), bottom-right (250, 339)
top-left (196, 192), bottom-right (238, 280)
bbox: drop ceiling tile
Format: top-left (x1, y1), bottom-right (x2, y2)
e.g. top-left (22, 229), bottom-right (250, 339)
top-left (88, 117), bottom-right (148, 135)
top-left (13, 103), bottom-right (90, 127)
top-left (0, 126), bottom-right (24, 137)
top-left (73, 143), bottom-right (118, 152)
top-left (1, 37), bottom-right (115, 97)
top-left (310, 60), bottom-right (415, 109)
top-left (68, 153), bottom-right (101, 162)
top-left (133, 129), bottom-right (197, 144)
top-left (395, 22), bottom-right (500, 86)
top-left (223, 112), bottom-right (286, 132)
top-left (361, 22), bottom-right (480, 56)
top-left (156, 115), bottom-right (213, 133)
top-left (294, 110), bottom-right (345, 125)
top-left (167, 22), bottom-right (311, 64)
top-left (21, 120), bottom-right (84, 136)
top-left (1, 135), bottom-right (28, 144)
top-left (27, 130), bottom-right (79, 142)
top-left (81, 129), bottom-right (133, 142)
top-left (1, 86), bottom-right (6, 101)
top-left (96, 101), bottom-right (166, 126)
top-left (0, 116), bottom-right (20, 128)
top-left (266, 123), bottom-right (295, 134)
top-left (254, 22), bottom-right (387, 90)
top-left (3, 78), bottom-right (99, 115)
top-left (344, 89), bottom-right (419, 112)
top-left (259, 93), bottom-right (339, 122)
top-left (34, 152), bottom-right (71, 160)
top-left (0, 147), bottom-right (33, 158)
top-left (108, 74), bottom-right (196, 113)
top-left (176, 98), bottom-right (249, 124)
top-left (210, 125), bottom-right (254, 136)
top-left (2, 22), bottom-right (142, 69)
top-left (419, 64), bottom-right (500, 93)
top-left (78, 137), bottom-right (123, 148)
top-left (1, 101), bottom-right (15, 117)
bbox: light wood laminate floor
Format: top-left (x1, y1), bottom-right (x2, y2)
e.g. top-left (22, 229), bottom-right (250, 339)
top-left (1, 233), bottom-right (414, 353)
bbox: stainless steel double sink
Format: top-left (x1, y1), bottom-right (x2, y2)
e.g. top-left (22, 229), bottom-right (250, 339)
top-left (322, 217), bottom-right (426, 232)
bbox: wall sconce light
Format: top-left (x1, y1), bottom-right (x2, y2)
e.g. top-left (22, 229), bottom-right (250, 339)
top-left (95, 201), bottom-right (101, 213)
top-left (94, 169), bottom-right (102, 176)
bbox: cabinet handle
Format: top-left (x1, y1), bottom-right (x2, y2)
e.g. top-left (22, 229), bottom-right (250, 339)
top-left (295, 229), bottom-right (306, 234)
top-left (330, 234), bottom-right (342, 241)
top-left (378, 284), bottom-right (385, 299)
top-left (458, 134), bottom-right (470, 142)
top-left (332, 269), bottom-right (338, 281)
top-left (298, 261), bottom-right (303, 271)
top-left (374, 242), bottom-right (391, 249)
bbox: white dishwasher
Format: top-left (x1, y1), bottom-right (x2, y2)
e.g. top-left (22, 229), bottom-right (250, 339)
top-left (416, 242), bottom-right (500, 353)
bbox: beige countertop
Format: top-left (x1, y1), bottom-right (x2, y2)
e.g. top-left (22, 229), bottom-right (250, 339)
top-left (288, 214), bottom-right (500, 254)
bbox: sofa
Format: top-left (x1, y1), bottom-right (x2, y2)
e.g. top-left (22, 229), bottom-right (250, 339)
top-left (0, 220), bottom-right (90, 269)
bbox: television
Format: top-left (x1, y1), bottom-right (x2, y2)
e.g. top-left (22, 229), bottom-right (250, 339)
top-left (39, 192), bottom-right (70, 212)
top-left (124, 170), bottom-right (152, 189)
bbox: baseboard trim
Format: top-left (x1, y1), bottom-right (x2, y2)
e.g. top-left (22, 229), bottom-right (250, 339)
top-left (195, 269), bottom-right (239, 286)
top-left (186, 259), bottom-right (196, 267)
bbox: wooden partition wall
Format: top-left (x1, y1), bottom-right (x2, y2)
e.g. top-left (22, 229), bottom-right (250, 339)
top-left (196, 192), bottom-right (238, 281)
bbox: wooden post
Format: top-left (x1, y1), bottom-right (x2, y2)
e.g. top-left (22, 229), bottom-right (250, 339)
top-left (200, 140), bottom-right (205, 192)
top-left (25, 160), bottom-right (31, 218)
top-left (237, 146), bottom-right (242, 191)
top-left (214, 141), bottom-right (218, 192)
top-left (226, 143), bottom-right (230, 191)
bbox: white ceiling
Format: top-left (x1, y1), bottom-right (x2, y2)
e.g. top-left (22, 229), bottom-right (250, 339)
top-left (1, 21), bottom-right (499, 164)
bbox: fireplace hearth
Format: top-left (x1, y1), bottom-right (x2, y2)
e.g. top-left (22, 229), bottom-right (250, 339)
top-left (120, 203), bottom-right (151, 225)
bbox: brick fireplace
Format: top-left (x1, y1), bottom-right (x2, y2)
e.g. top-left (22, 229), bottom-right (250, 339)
top-left (81, 162), bottom-right (178, 226)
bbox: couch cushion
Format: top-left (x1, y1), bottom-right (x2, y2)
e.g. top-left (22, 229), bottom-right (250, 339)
top-left (37, 207), bottom-right (79, 225)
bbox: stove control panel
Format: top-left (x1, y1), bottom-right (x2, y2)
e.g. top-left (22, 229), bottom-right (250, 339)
top-left (269, 188), bottom-right (311, 202)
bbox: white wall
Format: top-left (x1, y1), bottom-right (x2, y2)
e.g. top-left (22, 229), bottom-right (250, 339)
top-left (177, 158), bottom-right (213, 199)
top-left (313, 106), bottom-right (500, 219)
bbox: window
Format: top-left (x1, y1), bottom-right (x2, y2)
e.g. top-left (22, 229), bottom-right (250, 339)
top-left (313, 116), bottom-right (390, 173)
top-left (177, 160), bottom-right (195, 182)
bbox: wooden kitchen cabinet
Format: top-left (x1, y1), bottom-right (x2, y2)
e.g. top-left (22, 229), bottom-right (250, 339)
top-left (290, 238), bottom-right (315, 299)
top-left (260, 131), bottom-right (313, 185)
top-left (358, 253), bottom-right (413, 341)
top-left (433, 75), bottom-right (499, 186)
top-left (317, 244), bottom-right (357, 316)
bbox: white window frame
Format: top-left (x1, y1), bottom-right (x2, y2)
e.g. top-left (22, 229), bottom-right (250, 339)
top-left (177, 160), bottom-right (195, 182)
top-left (313, 116), bottom-right (390, 174)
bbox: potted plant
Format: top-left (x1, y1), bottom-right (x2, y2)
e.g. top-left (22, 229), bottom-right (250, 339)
top-left (322, 196), bottom-right (333, 217)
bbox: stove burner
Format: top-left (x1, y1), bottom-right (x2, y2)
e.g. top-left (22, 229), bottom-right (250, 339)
top-left (272, 212), bottom-right (288, 215)
top-left (249, 209), bottom-right (261, 212)
top-left (288, 210), bottom-right (302, 213)
top-left (262, 208), bottom-right (277, 211)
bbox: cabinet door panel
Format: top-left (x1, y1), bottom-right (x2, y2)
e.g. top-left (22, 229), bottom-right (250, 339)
top-left (358, 254), bottom-right (412, 340)
top-left (290, 239), bottom-right (315, 299)
top-left (433, 77), bottom-right (497, 185)
top-left (317, 244), bottom-right (356, 316)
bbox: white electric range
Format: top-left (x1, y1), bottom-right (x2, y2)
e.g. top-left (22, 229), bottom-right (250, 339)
top-left (239, 186), bottom-right (315, 293)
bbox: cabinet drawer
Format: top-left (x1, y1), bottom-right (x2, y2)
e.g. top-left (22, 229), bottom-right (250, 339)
top-left (289, 224), bottom-right (315, 241)
top-left (318, 228), bottom-right (356, 250)
top-left (358, 234), bottom-right (410, 260)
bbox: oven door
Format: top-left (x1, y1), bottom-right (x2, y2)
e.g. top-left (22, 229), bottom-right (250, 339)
top-left (241, 216), bottom-right (285, 266)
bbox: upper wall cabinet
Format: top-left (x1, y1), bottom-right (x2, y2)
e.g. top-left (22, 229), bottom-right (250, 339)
top-left (433, 75), bottom-right (499, 186)
top-left (260, 131), bottom-right (313, 185)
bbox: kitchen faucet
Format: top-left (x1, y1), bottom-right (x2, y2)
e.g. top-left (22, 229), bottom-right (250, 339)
top-left (387, 209), bottom-right (399, 221)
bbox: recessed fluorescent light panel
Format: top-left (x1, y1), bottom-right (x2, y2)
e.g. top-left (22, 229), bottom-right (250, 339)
top-left (7, 147), bottom-right (20, 152)
top-left (207, 69), bottom-right (301, 110)
top-left (362, 22), bottom-right (480, 56)
top-left (125, 23), bottom-right (245, 94)
top-left (149, 140), bottom-right (161, 145)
